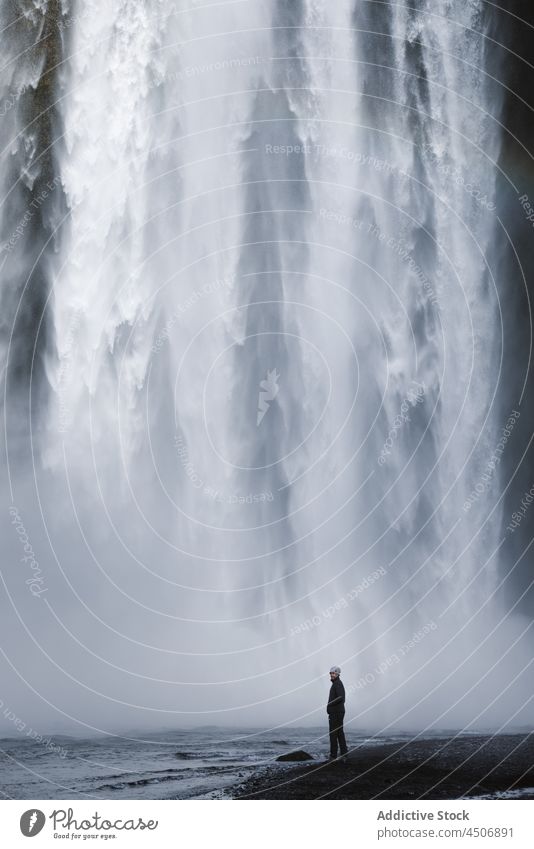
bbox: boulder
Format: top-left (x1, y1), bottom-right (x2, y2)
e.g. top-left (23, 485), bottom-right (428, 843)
top-left (276, 750), bottom-right (314, 762)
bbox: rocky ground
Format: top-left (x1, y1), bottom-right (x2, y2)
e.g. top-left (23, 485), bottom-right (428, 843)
top-left (235, 734), bottom-right (534, 800)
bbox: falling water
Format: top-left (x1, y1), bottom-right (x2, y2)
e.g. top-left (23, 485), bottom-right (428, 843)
top-left (1, 1), bottom-right (532, 734)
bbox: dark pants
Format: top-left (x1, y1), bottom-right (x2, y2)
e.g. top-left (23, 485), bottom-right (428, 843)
top-left (328, 713), bottom-right (347, 758)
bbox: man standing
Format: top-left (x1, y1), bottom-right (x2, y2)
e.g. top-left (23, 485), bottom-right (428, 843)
top-left (327, 665), bottom-right (348, 761)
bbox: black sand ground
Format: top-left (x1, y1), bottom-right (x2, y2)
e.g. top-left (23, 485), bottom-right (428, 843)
top-left (235, 734), bottom-right (534, 800)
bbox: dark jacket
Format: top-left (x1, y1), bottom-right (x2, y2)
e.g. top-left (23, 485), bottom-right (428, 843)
top-left (327, 677), bottom-right (345, 716)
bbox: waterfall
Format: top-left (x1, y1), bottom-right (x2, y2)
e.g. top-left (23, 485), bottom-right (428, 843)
top-left (1, 0), bottom-right (532, 733)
